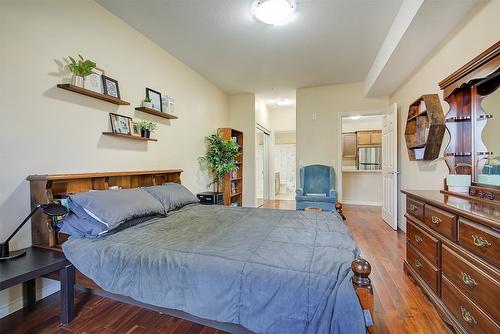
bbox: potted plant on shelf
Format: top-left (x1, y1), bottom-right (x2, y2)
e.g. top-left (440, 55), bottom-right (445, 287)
top-left (143, 97), bottom-right (153, 109)
top-left (137, 120), bottom-right (157, 138)
top-left (67, 54), bottom-right (96, 88)
top-left (199, 130), bottom-right (240, 194)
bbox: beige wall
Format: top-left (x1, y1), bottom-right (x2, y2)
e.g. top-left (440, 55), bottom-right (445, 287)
top-left (270, 107), bottom-right (296, 132)
top-left (229, 94), bottom-right (256, 207)
top-left (275, 131), bottom-right (296, 144)
top-left (389, 0), bottom-right (500, 230)
top-left (342, 171), bottom-right (382, 206)
top-left (0, 0), bottom-right (228, 317)
top-left (296, 82), bottom-right (388, 189)
top-left (341, 115), bottom-right (384, 133)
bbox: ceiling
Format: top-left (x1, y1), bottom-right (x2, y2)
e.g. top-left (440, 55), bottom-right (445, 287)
top-left (97, 0), bottom-right (478, 108)
top-left (97, 0), bottom-right (403, 106)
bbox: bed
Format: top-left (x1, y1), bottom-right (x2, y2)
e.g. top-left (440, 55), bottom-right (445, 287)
top-left (27, 170), bottom-right (374, 334)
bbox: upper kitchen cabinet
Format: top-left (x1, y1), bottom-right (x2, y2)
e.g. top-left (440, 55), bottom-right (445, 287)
top-left (342, 132), bottom-right (357, 158)
top-left (357, 130), bottom-right (382, 147)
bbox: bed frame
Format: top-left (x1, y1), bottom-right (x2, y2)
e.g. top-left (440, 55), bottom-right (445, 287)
top-left (26, 169), bottom-right (374, 333)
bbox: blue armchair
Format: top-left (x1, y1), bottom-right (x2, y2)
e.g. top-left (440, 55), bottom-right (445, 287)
top-left (296, 165), bottom-right (337, 211)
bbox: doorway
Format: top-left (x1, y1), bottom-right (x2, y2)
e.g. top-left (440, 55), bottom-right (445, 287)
top-left (338, 104), bottom-right (398, 230)
top-left (274, 131), bottom-right (296, 200)
top-left (256, 125), bottom-right (270, 207)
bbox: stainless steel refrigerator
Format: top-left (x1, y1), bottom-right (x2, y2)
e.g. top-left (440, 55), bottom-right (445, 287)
top-left (358, 147), bottom-right (382, 170)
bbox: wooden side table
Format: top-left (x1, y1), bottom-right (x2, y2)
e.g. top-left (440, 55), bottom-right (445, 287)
top-left (0, 247), bottom-right (75, 324)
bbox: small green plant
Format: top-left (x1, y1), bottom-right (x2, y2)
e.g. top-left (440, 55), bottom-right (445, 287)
top-left (67, 54), bottom-right (96, 77)
top-left (199, 130), bottom-right (240, 192)
top-left (144, 97), bottom-right (152, 103)
top-left (137, 120), bottom-right (157, 132)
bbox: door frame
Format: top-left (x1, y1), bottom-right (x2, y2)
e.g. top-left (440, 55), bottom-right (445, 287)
top-left (336, 109), bottom-right (390, 204)
top-left (256, 123), bottom-right (272, 204)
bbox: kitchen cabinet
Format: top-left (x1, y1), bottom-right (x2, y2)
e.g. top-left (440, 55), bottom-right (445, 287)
top-left (357, 130), bottom-right (381, 147)
top-left (342, 133), bottom-right (357, 158)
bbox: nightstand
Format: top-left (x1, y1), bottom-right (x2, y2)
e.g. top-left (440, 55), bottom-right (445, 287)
top-left (0, 247), bottom-right (75, 324)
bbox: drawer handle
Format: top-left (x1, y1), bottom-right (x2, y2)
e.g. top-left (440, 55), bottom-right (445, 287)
top-left (461, 272), bottom-right (478, 288)
top-left (460, 306), bottom-right (477, 325)
top-left (415, 260), bottom-right (423, 268)
top-left (431, 215), bottom-right (442, 225)
top-left (472, 234), bottom-right (491, 248)
top-left (414, 235), bottom-right (423, 244)
top-left (409, 204), bottom-right (418, 212)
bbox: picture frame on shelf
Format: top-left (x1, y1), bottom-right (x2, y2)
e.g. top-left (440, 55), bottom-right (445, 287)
top-left (131, 121), bottom-right (141, 137)
top-left (109, 113), bottom-right (132, 135)
top-left (102, 75), bottom-right (120, 99)
top-left (146, 88), bottom-right (162, 111)
top-left (84, 67), bottom-right (104, 93)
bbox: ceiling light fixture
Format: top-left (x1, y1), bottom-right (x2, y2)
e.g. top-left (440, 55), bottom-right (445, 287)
top-left (252, 0), bottom-right (295, 25)
top-left (275, 99), bottom-right (293, 106)
top-left (350, 115), bottom-right (362, 120)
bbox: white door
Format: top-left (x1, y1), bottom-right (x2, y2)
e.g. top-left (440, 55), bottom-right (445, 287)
top-left (382, 103), bottom-right (398, 230)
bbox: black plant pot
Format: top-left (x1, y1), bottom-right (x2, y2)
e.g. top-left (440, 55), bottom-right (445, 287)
top-left (141, 130), bottom-right (151, 138)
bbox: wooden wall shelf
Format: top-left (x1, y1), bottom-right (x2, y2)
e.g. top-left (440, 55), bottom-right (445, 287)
top-left (135, 107), bottom-right (178, 120)
top-left (102, 132), bottom-right (157, 142)
top-left (57, 84), bottom-right (130, 105)
top-left (404, 94), bottom-right (445, 161)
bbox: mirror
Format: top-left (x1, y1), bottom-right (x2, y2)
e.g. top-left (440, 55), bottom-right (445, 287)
top-left (476, 70), bottom-right (500, 185)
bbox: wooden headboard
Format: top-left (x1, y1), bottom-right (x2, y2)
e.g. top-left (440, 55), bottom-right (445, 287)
top-left (26, 169), bottom-right (183, 251)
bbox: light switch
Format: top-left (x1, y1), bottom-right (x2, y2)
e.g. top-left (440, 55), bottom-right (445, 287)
top-left (312, 113), bottom-right (317, 120)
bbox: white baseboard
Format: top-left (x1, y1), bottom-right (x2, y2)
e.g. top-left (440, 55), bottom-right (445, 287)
top-left (0, 278), bottom-right (60, 319)
top-left (343, 200), bottom-right (382, 206)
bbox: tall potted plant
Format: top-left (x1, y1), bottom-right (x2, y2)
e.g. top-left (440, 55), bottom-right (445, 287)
top-left (67, 54), bottom-right (96, 87)
top-left (199, 130), bottom-right (240, 193)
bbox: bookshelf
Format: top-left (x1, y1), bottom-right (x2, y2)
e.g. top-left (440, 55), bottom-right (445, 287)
top-left (219, 128), bottom-right (243, 206)
top-left (404, 94), bottom-right (445, 161)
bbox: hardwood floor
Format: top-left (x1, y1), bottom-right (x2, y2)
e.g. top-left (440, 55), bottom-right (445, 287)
top-left (1, 202), bottom-right (451, 334)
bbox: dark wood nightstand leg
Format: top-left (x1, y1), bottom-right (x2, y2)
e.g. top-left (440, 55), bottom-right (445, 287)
top-left (59, 264), bottom-right (75, 324)
top-left (22, 279), bottom-right (36, 311)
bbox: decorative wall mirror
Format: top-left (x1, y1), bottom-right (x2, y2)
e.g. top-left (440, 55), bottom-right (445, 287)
top-left (439, 41), bottom-right (500, 202)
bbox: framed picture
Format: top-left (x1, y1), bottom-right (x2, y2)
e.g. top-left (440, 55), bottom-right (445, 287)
top-left (84, 68), bottom-right (104, 93)
top-left (131, 121), bottom-right (141, 137)
top-left (146, 88), bottom-right (162, 111)
top-left (109, 113), bottom-right (132, 135)
top-left (102, 75), bottom-right (120, 99)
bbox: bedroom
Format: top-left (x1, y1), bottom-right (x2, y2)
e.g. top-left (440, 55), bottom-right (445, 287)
top-left (0, 1), bottom-right (499, 333)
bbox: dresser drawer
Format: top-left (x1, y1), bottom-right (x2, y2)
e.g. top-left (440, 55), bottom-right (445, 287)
top-left (407, 218), bottom-right (440, 266)
top-left (406, 197), bottom-right (424, 221)
top-left (442, 277), bottom-right (499, 334)
top-left (458, 218), bottom-right (499, 268)
top-left (424, 204), bottom-right (457, 241)
top-left (442, 245), bottom-right (500, 321)
top-left (406, 242), bottom-right (439, 294)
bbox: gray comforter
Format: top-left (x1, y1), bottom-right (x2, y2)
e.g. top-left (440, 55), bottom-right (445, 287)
top-left (62, 204), bottom-right (366, 334)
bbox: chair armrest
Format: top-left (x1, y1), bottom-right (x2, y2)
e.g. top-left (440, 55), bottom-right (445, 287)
top-left (329, 189), bottom-right (336, 197)
top-left (296, 188), bottom-right (304, 196)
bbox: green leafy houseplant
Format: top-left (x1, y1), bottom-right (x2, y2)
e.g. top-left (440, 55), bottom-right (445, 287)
top-left (199, 130), bottom-right (240, 193)
top-left (67, 54), bottom-right (96, 77)
top-left (137, 120), bottom-right (157, 138)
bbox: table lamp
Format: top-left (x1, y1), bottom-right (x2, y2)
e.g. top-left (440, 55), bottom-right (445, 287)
top-left (0, 203), bottom-right (68, 261)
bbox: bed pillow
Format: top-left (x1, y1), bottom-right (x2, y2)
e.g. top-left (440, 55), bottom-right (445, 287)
top-left (69, 188), bottom-right (165, 230)
top-left (58, 200), bottom-right (109, 238)
top-left (143, 183), bottom-right (198, 212)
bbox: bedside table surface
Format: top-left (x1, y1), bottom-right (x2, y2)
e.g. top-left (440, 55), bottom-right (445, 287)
top-left (0, 247), bottom-right (68, 290)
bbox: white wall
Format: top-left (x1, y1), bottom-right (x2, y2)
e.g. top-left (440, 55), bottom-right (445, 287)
top-left (341, 115), bottom-right (384, 133)
top-left (342, 172), bottom-right (383, 206)
top-left (296, 82), bottom-right (389, 189)
top-left (389, 0), bottom-right (500, 231)
top-left (0, 0), bottom-right (228, 317)
top-left (229, 94), bottom-right (256, 207)
top-left (269, 107), bottom-right (296, 132)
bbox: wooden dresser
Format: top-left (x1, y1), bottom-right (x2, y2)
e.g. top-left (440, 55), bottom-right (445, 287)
top-left (402, 190), bottom-right (499, 334)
